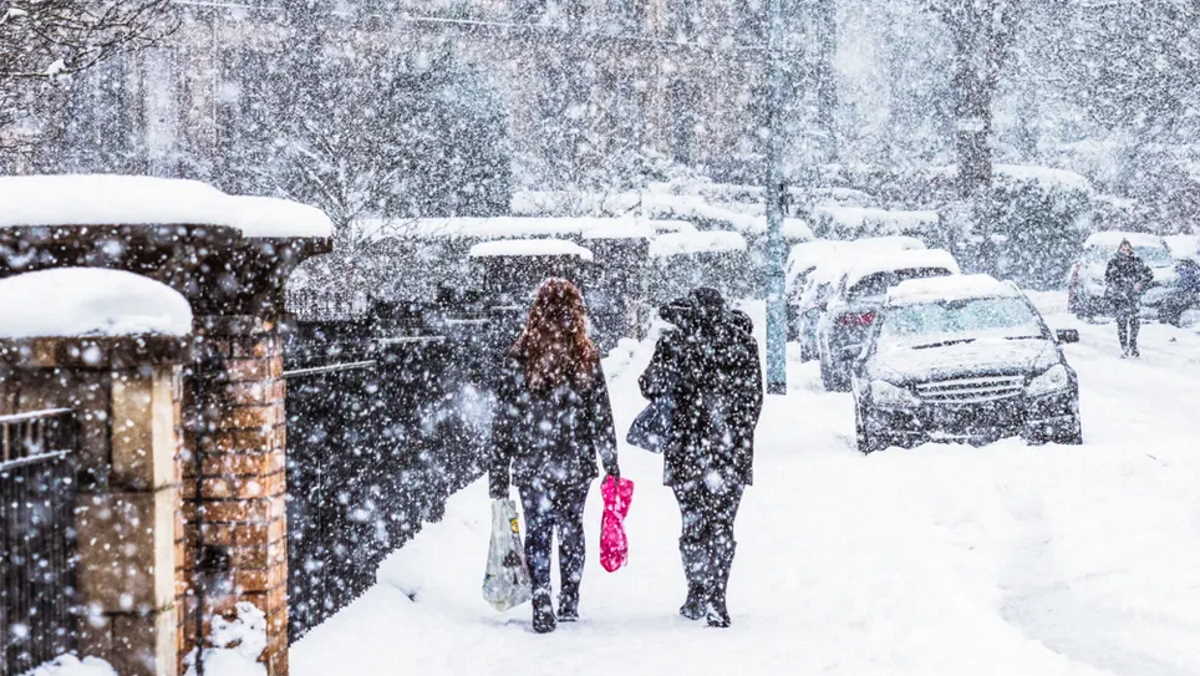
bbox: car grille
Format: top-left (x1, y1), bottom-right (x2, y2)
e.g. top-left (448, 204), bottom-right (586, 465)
top-left (914, 375), bottom-right (1025, 404)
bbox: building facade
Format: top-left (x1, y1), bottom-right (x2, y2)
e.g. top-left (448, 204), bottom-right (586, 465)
top-left (19, 0), bottom-right (816, 192)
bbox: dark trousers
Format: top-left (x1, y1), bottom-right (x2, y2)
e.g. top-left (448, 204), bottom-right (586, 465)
top-left (519, 480), bottom-right (589, 598)
top-left (1115, 306), bottom-right (1140, 350)
top-left (673, 480), bottom-right (744, 572)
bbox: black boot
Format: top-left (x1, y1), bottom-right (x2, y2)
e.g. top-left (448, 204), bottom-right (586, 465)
top-left (532, 589), bottom-right (556, 634)
top-left (558, 582), bottom-right (579, 622)
top-left (679, 538), bottom-right (708, 620)
top-left (706, 542), bottom-right (735, 628)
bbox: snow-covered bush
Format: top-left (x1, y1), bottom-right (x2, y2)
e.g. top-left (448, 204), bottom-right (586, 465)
top-left (923, 165), bottom-right (1093, 290)
top-left (987, 166), bottom-right (1093, 290)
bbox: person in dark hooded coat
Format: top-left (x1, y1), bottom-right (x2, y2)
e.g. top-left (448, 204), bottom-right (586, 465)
top-left (489, 278), bottom-right (620, 634)
top-left (1105, 239), bottom-right (1154, 357)
top-left (638, 287), bottom-right (762, 628)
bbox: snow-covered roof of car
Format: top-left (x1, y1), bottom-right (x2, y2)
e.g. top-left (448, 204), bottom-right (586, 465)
top-left (786, 240), bottom-right (843, 275)
top-left (843, 248), bottom-right (961, 290)
top-left (885, 274), bottom-right (1021, 307)
top-left (648, 231), bottom-right (748, 258)
top-left (467, 238), bottom-right (594, 262)
top-left (0, 268), bottom-right (193, 338)
top-left (1084, 231), bottom-right (1167, 250)
top-left (0, 174), bottom-right (333, 238)
top-left (787, 236), bottom-right (927, 285)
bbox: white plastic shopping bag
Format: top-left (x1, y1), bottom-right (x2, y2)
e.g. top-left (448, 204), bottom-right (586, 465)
top-left (482, 498), bottom-right (532, 611)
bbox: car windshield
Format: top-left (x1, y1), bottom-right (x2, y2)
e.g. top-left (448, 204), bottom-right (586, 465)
top-left (879, 297), bottom-right (1044, 347)
top-left (1136, 246), bottom-right (1172, 265)
top-left (848, 267), bottom-right (952, 300)
top-left (1087, 244), bottom-right (1171, 266)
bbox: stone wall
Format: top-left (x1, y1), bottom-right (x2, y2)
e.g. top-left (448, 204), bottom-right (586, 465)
top-left (0, 336), bottom-right (190, 676)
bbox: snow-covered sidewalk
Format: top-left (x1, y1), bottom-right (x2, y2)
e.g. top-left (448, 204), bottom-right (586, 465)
top-left (291, 294), bottom-right (1200, 676)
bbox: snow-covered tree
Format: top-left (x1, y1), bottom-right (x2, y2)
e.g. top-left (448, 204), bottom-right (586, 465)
top-left (0, 0), bottom-right (175, 152)
top-left (925, 0), bottom-right (1029, 199)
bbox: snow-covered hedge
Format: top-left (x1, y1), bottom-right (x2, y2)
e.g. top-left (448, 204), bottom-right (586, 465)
top-left (810, 206), bottom-right (940, 240)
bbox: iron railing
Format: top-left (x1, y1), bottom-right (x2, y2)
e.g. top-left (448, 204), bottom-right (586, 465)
top-left (1, 409), bottom-right (78, 676)
top-left (282, 305), bottom-right (504, 643)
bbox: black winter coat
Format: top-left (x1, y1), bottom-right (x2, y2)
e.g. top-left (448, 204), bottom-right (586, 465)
top-left (1105, 253), bottom-right (1154, 308)
top-left (489, 359), bottom-right (619, 497)
top-left (639, 306), bottom-right (763, 488)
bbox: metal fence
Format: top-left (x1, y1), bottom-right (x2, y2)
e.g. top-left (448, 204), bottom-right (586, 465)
top-left (283, 310), bottom-right (503, 643)
top-left (0, 409), bottom-right (78, 676)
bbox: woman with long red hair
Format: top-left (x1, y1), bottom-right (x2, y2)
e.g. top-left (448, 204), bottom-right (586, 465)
top-left (489, 278), bottom-right (620, 633)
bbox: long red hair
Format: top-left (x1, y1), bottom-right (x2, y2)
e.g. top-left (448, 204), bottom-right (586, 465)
top-left (511, 278), bottom-right (599, 391)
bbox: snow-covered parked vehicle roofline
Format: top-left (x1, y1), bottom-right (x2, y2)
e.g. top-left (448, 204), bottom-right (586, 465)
top-left (468, 238), bottom-right (594, 262)
top-left (843, 248), bottom-right (961, 290)
top-left (648, 231), bottom-right (748, 258)
top-left (1084, 230), bottom-right (1168, 250)
top-left (359, 216), bottom-right (659, 242)
top-left (0, 268), bottom-right (193, 338)
top-left (885, 273), bottom-right (1020, 307)
top-left (0, 174), bottom-right (332, 238)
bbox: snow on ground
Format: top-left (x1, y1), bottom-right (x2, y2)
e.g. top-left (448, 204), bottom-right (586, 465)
top-left (21, 656), bottom-right (116, 676)
top-left (291, 293), bottom-right (1200, 676)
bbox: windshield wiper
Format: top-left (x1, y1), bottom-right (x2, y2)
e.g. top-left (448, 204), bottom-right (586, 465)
top-left (911, 338), bottom-right (976, 350)
top-left (1004, 335), bottom-right (1043, 341)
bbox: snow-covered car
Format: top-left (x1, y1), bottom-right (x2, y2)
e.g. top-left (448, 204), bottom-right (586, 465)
top-left (786, 236), bottom-right (925, 350)
top-left (849, 274), bottom-right (1082, 453)
top-left (1067, 231), bottom-right (1179, 321)
top-left (815, 248), bottom-right (960, 391)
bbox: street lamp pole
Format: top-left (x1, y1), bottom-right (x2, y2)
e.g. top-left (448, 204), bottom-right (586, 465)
top-left (764, 0), bottom-right (787, 395)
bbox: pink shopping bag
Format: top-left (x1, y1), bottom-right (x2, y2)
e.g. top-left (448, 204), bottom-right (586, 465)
top-left (600, 475), bottom-right (634, 573)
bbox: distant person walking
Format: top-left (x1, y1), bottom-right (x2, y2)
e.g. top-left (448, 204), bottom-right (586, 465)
top-left (638, 288), bottom-right (763, 628)
top-left (489, 278), bottom-right (620, 633)
top-left (1105, 239), bottom-right (1154, 357)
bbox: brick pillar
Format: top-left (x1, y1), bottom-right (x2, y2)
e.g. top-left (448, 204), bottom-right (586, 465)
top-left (0, 336), bottom-right (190, 676)
top-left (182, 316), bottom-right (288, 676)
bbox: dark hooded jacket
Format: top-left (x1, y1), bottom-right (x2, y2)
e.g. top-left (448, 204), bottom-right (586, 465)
top-left (1105, 250), bottom-right (1154, 309)
top-left (489, 358), bottom-right (618, 497)
top-left (638, 289), bottom-right (763, 488)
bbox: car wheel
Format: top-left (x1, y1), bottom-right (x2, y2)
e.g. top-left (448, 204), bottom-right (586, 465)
top-left (1058, 416), bottom-right (1083, 445)
top-left (800, 340), bottom-right (815, 362)
top-left (819, 356), bottom-right (836, 391)
top-left (855, 404), bottom-right (885, 454)
top-left (1158, 305), bottom-right (1183, 327)
top-left (830, 360), bottom-right (851, 392)
top-left (1072, 295), bottom-right (1094, 321)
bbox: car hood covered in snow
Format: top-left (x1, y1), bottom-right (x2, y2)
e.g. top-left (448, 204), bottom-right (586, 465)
top-left (867, 335), bottom-right (1061, 385)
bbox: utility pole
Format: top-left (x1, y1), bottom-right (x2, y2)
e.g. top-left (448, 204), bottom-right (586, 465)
top-left (764, 0), bottom-right (787, 395)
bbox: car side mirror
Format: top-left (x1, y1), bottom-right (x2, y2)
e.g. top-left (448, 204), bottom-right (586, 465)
top-left (1056, 329), bottom-right (1079, 344)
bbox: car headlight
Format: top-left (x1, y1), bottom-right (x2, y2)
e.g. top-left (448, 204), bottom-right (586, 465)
top-left (1025, 364), bottom-right (1070, 397)
top-left (870, 379), bottom-right (919, 408)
